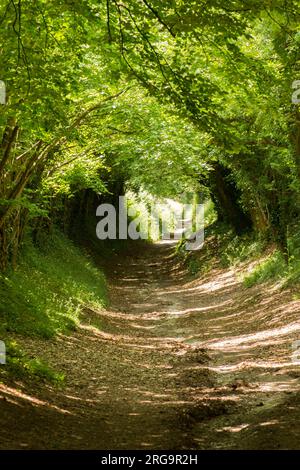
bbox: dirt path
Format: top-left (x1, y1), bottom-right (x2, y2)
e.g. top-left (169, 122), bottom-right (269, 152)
top-left (1, 241), bottom-right (300, 449)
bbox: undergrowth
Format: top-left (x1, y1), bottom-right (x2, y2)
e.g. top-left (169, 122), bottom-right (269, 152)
top-left (178, 218), bottom-right (300, 289)
top-left (1, 341), bottom-right (64, 385)
top-left (243, 251), bottom-right (286, 287)
top-left (0, 228), bottom-right (107, 383)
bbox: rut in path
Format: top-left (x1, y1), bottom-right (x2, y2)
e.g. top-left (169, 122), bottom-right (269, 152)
top-left (1, 241), bottom-right (300, 449)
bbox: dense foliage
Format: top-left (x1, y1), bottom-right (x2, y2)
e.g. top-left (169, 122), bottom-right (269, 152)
top-left (0, 0), bottom-right (300, 269)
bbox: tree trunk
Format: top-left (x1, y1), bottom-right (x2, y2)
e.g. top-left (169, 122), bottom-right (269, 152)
top-left (210, 163), bottom-right (252, 233)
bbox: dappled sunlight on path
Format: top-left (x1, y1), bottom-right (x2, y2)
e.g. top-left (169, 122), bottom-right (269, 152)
top-left (1, 241), bottom-right (300, 449)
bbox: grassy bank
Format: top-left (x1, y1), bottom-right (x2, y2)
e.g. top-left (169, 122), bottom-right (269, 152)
top-left (0, 229), bottom-right (107, 383)
top-left (178, 221), bottom-right (300, 290)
